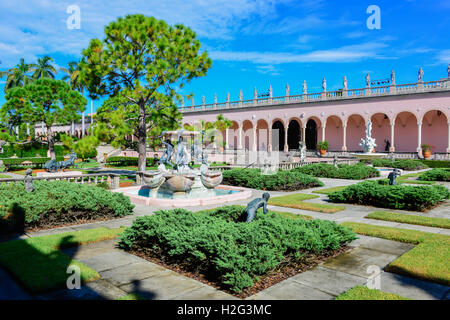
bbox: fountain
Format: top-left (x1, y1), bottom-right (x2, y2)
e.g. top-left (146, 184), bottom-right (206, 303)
top-left (117, 129), bottom-right (251, 207)
top-left (351, 121), bottom-right (387, 160)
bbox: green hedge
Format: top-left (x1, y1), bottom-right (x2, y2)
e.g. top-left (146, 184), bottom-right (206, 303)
top-left (222, 168), bottom-right (323, 191)
top-left (0, 180), bottom-right (134, 230)
top-left (418, 169), bottom-right (450, 182)
top-left (369, 159), bottom-right (428, 171)
top-left (106, 156), bottom-right (158, 167)
top-left (119, 206), bottom-right (356, 293)
top-left (328, 181), bottom-right (449, 211)
top-left (1, 143), bottom-right (65, 158)
top-left (291, 163), bottom-right (380, 180)
top-left (420, 160), bottom-right (450, 168)
top-left (0, 157), bottom-right (64, 170)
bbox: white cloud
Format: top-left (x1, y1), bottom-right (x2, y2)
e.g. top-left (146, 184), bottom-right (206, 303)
top-left (437, 50), bottom-right (450, 64)
top-left (210, 42), bottom-right (390, 64)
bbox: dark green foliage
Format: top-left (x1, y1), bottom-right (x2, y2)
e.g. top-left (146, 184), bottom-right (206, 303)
top-left (292, 163), bottom-right (380, 180)
top-left (420, 160), bottom-right (450, 168)
top-left (119, 206), bottom-right (356, 293)
top-left (1, 143), bottom-right (64, 158)
top-left (222, 168), bottom-right (323, 191)
top-left (370, 159), bottom-right (428, 171)
top-left (0, 181), bottom-right (134, 229)
top-left (418, 169), bottom-right (450, 182)
top-left (328, 181), bottom-right (449, 211)
top-left (106, 156), bottom-right (158, 167)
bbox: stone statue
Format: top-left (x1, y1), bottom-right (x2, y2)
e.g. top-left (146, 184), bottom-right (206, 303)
top-left (299, 141), bottom-right (307, 163)
top-left (388, 168), bottom-right (401, 185)
top-left (448, 64), bottom-right (450, 78)
top-left (333, 154), bottom-right (338, 168)
top-left (389, 152), bottom-right (395, 162)
top-left (343, 76), bottom-right (347, 90)
top-left (418, 68), bottom-right (424, 82)
top-left (359, 120), bottom-right (377, 153)
top-left (391, 70), bottom-right (396, 84)
top-left (44, 158), bottom-right (60, 173)
top-left (158, 132), bottom-right (174, 168)
top-left (366, 74), bottom-right (370, 87)
top-left (303, 80), bottom-right (307, 94)
top-left (322, 77), bottom-right (327, 92)
top-left (384, 139), bottom-right (391, 152)
top-left (24, 169), bottom-right (34, 192)
top-left (245, 192), bottom-right (270, 223)
top-left (174, 130), bottom-right (190, 170)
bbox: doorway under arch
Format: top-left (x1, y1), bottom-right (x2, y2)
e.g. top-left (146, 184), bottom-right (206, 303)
top-left (272, 121), bottom-right (285, 151)
top-left (288, 120), bottom-right (301, 150)
top-left (306, 119), bottom-right (317, 150)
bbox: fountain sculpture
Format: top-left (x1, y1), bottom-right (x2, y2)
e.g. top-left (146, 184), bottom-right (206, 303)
top-left (351, 120), bottom-right (386, 160)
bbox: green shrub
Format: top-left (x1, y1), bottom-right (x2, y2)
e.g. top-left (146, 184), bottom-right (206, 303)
top-left (418, 169), bottom-right (450, 182)
top-left (328, 181), bottom-right (449, 211)
top-left (292, 163), bottom-right (379, 180)
top-left (222, 168), bottom-right (323, 191)
top-left (106, 156), bottom-right (158, 167)
top-left (420, 160), bottom-right (450, 168)
top-left (119, 207), bottom-right (356, 293)
top-left (0, 157), bottom-right (64, 170)
top-left (1, 143), bottom-right (65, 158)
top-left (370, 159), bottom-right (428, 171)
top-left (0, 180), bottom-right (134, 230)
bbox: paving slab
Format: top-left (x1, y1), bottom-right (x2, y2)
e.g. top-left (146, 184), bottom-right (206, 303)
top-left (322, 247), bottom-right (399, 279)
top-left (63, 239), bottom-right (118, 260)
top-left (100, 261), bottom-right (170, 287)
top-left (348, 235), bottom-right (415, 255)
top-left (170, 285), bottom-right (239, 300)
top-left (78, 250), bottom-right (144, 272)
top-left (36, 279), bottom-right (127, 300)
top-left (247, 280), bottom-right (334, 300)
top-left (119, 272), bottom-right (204, 300)
top-left (379, 272), bottom-right (450, 300)
top-left (290, 266), bottom-right (367, 296)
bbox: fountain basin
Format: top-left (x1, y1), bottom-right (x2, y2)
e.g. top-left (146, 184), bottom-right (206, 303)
top-left (114, 185), bottom-right (252, 207)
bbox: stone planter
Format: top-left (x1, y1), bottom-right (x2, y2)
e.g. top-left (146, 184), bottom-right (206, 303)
top-left (161, 174), bottom-right (195, 192)
top-left (422, 150), bottom-right (431, 159)
top-left (142, 170), bottom-right (165, 188)
top-left (200, 171), bottom-right (223, 189)
top-left (319, 149), bottom-right (327, 156)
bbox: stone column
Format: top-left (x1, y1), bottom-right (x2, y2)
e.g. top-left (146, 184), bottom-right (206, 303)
top-left (321, 125), bottom-right (326, 142)
top-left (26, 123), bottom-right (30, 136)
top-left (390, 123), bottom-right (396, 152)
top-left (417, 121), bottom-right (422, 153)
top-left (225, 128), bottom-right (230, 150)
top-left (252, 127), bottom-right (257, 151)
top-left (302, 126), bottom-right (306, 144)
top-left (238, 123), bottom-right (243, 149)
top-left (71, 121), bottom-right (75, 136)
top-left (342, 124), bottom-right (347, 151)
top-left (284, 126), bottom-right (288, 152)
top-left (268, 127), bottom-right (273, 152)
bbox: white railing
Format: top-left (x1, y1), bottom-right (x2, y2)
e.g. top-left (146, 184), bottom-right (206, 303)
top-left (181, 79), bottom-right (449, 113)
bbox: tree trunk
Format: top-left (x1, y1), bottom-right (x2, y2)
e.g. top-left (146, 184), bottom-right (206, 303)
top-left (137, 103), bottom-right (147, 172)
top-left (47, 127), bottom-right (56, 160)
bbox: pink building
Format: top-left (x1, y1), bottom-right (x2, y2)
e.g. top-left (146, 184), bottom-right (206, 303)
top-left (181, 68), bottom-right (450, 157)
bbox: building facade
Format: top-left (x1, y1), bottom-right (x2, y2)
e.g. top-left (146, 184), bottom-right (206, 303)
top-left (181, 67), bottom-right (450, 156)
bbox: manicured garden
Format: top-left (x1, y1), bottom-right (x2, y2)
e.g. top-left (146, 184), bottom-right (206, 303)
top-left (341, 222), bottom-right (450, 286)
top-left (367, 159), bottom-right (428, 171)
top-left (268, 193), bottom-right (346, 213)
top-left (292, 163), bottom-right (380, 180)
top-left (222, 168), bottom-right (323, 191)
top-left (328, 181), bottom-right (449, 211)
top-left (119, 206), bottom-right (356, 295)
top-left (0, 180), bottom-right (134, 232)
top-left (418, 168), bottom-right (450, 182)
top-left (366, 211), bottom-right (450, 229)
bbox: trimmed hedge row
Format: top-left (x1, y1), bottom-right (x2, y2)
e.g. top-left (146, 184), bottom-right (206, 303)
top-left (328, 181), bottom-right (449, 211)
top-left (369, 159), bottom-right (428, 171)
top-left (418, 169), bottom-right (450, 182)
top-left (420, 160), bottom-right (450, 168)
top-left (106, 156), bottom-right (158, 167)
top-left (0, 180), bottom-right (134, 230)
top-left (119, 206), bottom-right (356, 293)
top-left (222, 168), bottom-right (323, 191)
top-left (291, 163), bottom-right (380, 180)
top-left (0, 143), bottom-right (65, 158)
top-left (0, 157), bottom-right (64, 170)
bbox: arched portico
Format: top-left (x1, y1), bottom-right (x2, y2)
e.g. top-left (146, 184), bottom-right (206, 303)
top-left (421, 110), bottom-right (448, 153)
top-left (346, 114), bottom-right (365, 151)
top-left (371, 113), bottom-right (391, 152)
top-left (271, 120), bottom-right (285, 152)
top-left (325, 115), bottom-right (344, 151)
top-left (394, 112), bottom-right (418, 152)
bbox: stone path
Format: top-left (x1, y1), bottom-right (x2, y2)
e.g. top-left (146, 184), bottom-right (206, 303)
top-left (1, 170), bottom-right (449, 300)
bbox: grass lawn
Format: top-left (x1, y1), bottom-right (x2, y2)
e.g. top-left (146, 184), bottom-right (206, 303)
top-left (341, 222), bottom-right (450, 286)
top-left (366, 211), bottom-right (450, 229)
top-left (197, 205), bottom-right (313, 221)
top-left (0, 174), bottom-right (11, 179)
top-left (0, 227), bottom-right (124, 293)
top-left (335, 286), bottom-right (410, 300)
top-left (268, 193), bottom-right (346, 213)
top-left (397, 172), bottom-right (435, 185)
top-left (312, 186), bottom-right (347, 195)
top-left (117, 293), bottom-right (146, 300)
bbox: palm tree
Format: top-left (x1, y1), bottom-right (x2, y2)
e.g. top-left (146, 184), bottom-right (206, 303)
top-left (60, 61), bottom-right (83, 93)
top-left (31, 56), bottom-right (57, 79)
top-left (0, 58), bottom-right (33, 92)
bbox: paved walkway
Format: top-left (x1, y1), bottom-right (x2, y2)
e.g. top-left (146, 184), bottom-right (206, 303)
top-left (1, 170), bottom-right (449, 300)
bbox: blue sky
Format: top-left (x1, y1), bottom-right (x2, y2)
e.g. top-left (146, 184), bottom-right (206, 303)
top-left (0, 0), bottom-right (449, 111)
